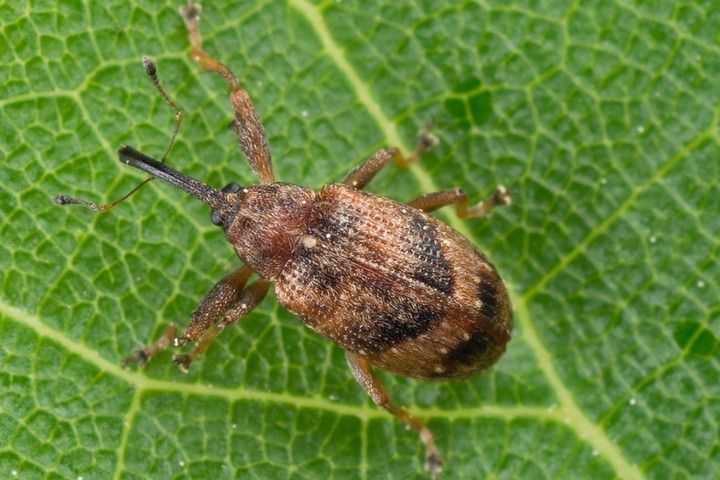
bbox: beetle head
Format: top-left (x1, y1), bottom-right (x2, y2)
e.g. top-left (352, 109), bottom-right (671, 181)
top-left (223, 183), bottom-right (314, 278)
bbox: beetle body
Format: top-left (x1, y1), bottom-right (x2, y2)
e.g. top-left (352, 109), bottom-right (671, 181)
top-left (56, 6), bottom-right (515, 474)
top-left (220, 182), bottom-right (512, 379)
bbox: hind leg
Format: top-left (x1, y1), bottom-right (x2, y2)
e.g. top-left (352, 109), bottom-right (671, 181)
top-left (346, 352), bottom-right (443, 479)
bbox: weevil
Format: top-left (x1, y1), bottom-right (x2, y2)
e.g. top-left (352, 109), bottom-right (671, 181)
top-left (55, 3), bottom-right (512, 477)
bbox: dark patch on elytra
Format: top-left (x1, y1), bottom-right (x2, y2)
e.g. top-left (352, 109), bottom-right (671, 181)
top-left (308, 203), bottom-right (359, 241)
top-left (346, 302), bottom-right (441, 354)
top-left (362, 274), bottom-right (397, 304)
top-left (313, 264), bottom-right (342, 291)
top-left (477, 278), bottom-right (498, 319)
top-left (444, 329), bottom-right (490, 367)
top-left (405, 212), bottom-right (454, 294)
top-left (295, 242), bottom-right (343, 292)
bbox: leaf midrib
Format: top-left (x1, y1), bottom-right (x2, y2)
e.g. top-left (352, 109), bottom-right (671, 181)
top-left (0, 300), bottom-right (554, 421)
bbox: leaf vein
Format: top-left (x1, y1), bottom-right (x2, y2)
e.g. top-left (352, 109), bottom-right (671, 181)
top-left (0, 300), bottom-right (551, 422)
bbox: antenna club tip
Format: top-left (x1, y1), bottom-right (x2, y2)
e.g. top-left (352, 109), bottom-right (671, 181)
top-left (54, 194), bottom-right (71, 205)
top-left (118, 145), bottom-right (134, 164)
top-left (142, 56), bottom-right (156, 75)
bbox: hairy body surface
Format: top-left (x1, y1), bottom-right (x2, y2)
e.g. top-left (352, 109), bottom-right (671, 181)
top-left (254, 183), bottom-right (513, 379)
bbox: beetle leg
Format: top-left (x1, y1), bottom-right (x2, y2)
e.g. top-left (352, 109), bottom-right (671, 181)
top-left (346, 351), bottom-right (443, 479)
top-left (121, 323), bottom-right (179, 368)
top-left (173, 278), bottom-right (271, 372)
top-left (180, 3), bottom-right (274, 183)
top-left (123, 265), bottom-right (269, 372)
top-left (342, 127), bottom-right (438, 190)
top-left (342, 148), bottom-right (398, 189)
top-left (394, 125), bottom-right (439, 168)
top-left (407, 185), bottom-right (512, 218)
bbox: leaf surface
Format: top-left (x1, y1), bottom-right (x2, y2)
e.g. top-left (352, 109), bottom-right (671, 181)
top-left (1, 1), bottom-right (718, 478)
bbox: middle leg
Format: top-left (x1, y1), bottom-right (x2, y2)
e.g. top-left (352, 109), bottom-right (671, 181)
top-left (342, 128), bottom-right (438, 190)
top-left (173, 277), bottom-right (270, 371)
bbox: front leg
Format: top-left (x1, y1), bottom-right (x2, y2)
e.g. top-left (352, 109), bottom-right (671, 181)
top-left (346, 351), bottom-right (443, 479)
top-left (180, 3), bottom-right (274, 183)
top-left (124, 265), bottom-right (270, 372)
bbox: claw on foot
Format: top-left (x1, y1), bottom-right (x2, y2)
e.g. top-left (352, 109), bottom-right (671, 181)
top-left (395, 123), bottom-right (439, 168)
top-left (122, 349), bottom-right (149, 368)
top-left (121, 324), bottom-right (181, 369)
top-left (493, 184), bottom-right (512, 206)
top-left (418, 127), bottom-right (439, 150)
top-left (173, 354), bottom-right (192, 373)
top-left (420, 427), bottom-right (443, 479)
top-left (180, 1), bottom-right (200, 23)
top-left (425, 450), bottom-right (444, 480)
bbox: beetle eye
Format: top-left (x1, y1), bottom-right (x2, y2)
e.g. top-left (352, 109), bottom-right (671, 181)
top-left (210, 209), bottom-right (223, 226)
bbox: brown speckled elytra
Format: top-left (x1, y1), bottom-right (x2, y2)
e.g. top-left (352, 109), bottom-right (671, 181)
top-left (55, 3), bottom-right (512, 477)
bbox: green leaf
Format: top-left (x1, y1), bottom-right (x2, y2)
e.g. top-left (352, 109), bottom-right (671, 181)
top-left (1, 1), bottom-right (718, 478)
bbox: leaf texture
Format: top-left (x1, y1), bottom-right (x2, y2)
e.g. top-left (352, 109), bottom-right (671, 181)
top-left (0, 1), bottom-right (718, 478)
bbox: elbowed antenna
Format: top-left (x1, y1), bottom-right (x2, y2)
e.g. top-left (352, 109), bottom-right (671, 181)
top-left (117, 145), bottom-right (225, 209)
